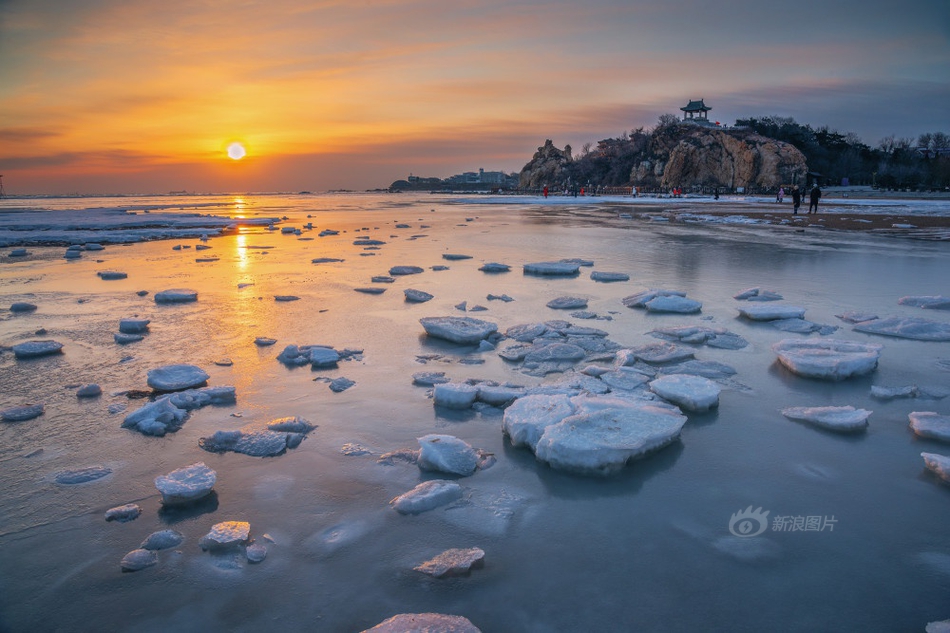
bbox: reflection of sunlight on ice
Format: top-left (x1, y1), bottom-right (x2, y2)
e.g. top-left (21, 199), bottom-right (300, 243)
top-left (235, 233), bottom-right (248, 270)
top-left (232, 197), bottom-right (245, 218)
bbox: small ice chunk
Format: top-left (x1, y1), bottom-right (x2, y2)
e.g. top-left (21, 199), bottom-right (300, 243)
top-left (734, 287), bottom-right (783, 301)
top-left (404, 289), bottom-right (434, 303)
top-left (329, 377), bottom-right (355, 392)
top-left (154, 462), bottom-right (216, 505)
top-left (105, 503), bottom-right (141, 522)
top-left (836, 311), bottom-right (878, 324)
top-left (255, 337), bottom-right (277, 346)
top-left (199, 429), bottom-right (293, 457)
top-left (420, 316), bottom-right (498, 344)
top-left (414, 547), bottom-right (485, 578)
top-left (122, 396), bottom-right (188, 436)
top-left (650, 374), bottom-right (721, 412)
top-left (363, 613), bottom-right (481, 632)
top-left (909, 412), bottom-right (950, 442)
top-left (55, 465), bottom-right (112, 484)
top-left (354, 287), bottom-right (386, 295)
top-left (119, 318), bottom-right (150, 333)
top-left (199, 521), bottom-right (251, 551)
top-left (97, 271), bottom-right (128, 280)
top-left (389, 265), bottom-right (424, 275)
top-left (8, 248), bottom-right (29, 257)
top-left (737, 304), bottom-right (806, 321)
top-left (870, 385), bottom-right (917, 400)
top-left (921, 452), bottom-right (950, 484)
top-left (413, 371), bottom-right (450, 386)
top-left (140, 529), bottom-right (184, 550)
top-left (599, 369), bottom-right (651, 391)
top-left (591, 271), bottom-right (629, 282)
top-left (76, 384), bottom-right (102, 398)
top-left (12, 340), bottom-right (63, 359)
top-left (120, 549), bottom-right (158, 572)
top-left (309, 347), bottom-right (340, 368)
top-left (146, 364), bottom-right (209, 391)
top-left (781, 406), bottom-right (871, 432)
top-left (476, 385), bottom-right (523, 407)
top-left (433, 383), bottom-right (478, 409)
top-left (546, 296), bottom-right (588, 310)
top-left (479, 262), bottom-right (510, 273)
top-left (619, 342), bottom-right (694, 365)
top-left (645, 295), bottom-right (702, 314)
top-left (898, 295), bottom-right (950, 310)
top-left (622, 289), bottom-right (685, 308)
top-left (442, 253), bottom-right (472, 260)
top-left (417, 434), bottom-right (479, 476)
top-left (772, 339), bottom-right (882, 381)
top-left (114, 333), bottom-right (144, 344)
top-left (390, 480), bottom-right (463, 515)
top-left (523, 261), bottom-right (580, 276)
top-left (486, 293), bottom-right (514, 302)
top-left (154, 288), bottom-right (198, 303)
top-left (1, 403), bottom-right (45, 422)
top-left (9, 302), bottom-right (37, 313)
top-left (246, 542), bottom-right (267, 563)
top-left (274, 295), bottom-right (300, 302)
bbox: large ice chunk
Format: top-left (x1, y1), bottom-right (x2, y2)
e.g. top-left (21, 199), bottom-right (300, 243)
top-left (433, 383), bottom-right (478, 409)
top-left (154, 462), bottom-right (216, 505)
top-left (390, 480), bottom-right (463, 515)
top-left (420, 316), bottom-right (498, 344)
top-left (781, 406), bottom-right (872, 432)
top-left (146, 364), bottom-right (210, 391)
top-left (649, 374), bottom-right (721, 412)
top-left (417, 434), bottom-right (479, 476)
top-left (502, 394), bottom-right (576, 450)
top-left (622, 289), bottom-right (685, 308)
top-left (1, 403), bottom-right (45, 422)
top-left (921, 452), bottom-right (950, 484)
top-left (772, 339), bottom-right (882, 381)
top-left (154, 288), bottom-right (198, 303)
top-left (909, 412), bottom-right (950, 442)
top-left (533, 402), bottom-right (687, 475)
top-left (853, 316), bottom-right (950, 341)
top-left (898, 295), bottom-right (950, 310)
top-left (12, 340), bottom-right (63, 359)
top-left (198, 521), bottom-right (251, 551)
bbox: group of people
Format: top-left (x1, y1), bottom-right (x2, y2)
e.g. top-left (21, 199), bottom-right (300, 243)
top-left (782, 184), bottom-right (821, 215)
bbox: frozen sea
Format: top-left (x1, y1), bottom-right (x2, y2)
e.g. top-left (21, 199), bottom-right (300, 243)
top-left (1, 192), bottom-right (949, 632)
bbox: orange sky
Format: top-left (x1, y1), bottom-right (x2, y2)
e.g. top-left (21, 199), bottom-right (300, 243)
top-left (1, 0), bottom-right (948, 194)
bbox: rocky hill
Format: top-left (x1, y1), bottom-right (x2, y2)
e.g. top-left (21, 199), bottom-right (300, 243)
top-left (520, 123), bottom-right (808, 192)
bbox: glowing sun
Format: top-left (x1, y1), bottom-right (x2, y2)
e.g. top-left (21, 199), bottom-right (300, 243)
top-left (227, 142), bottom-right (246, 160)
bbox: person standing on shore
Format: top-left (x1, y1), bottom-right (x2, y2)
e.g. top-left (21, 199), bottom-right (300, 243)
top-left (791, 186), bottom-right (801, 215)
top-left (809, 185), bottom-right (821, 214)
top-left (777, 187), bottom-right (785, 203)
top-left (543, 185), bottom-right (548, 198)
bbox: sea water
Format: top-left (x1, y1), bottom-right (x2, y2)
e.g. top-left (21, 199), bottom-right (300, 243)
top-left (0, 193), bottom-right (948, 632)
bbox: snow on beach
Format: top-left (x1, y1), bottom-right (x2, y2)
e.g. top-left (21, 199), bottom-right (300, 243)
top-left (1, 192), bottom-right (949, 632)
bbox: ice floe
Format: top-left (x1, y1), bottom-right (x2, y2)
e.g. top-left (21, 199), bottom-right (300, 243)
top-left (414, 547), bottom-right (485, 578)
top-left (199, 416), bottom-right (315, 457)
top-left (154, 462), bottom-right (216, 505)
top-left (898, 295), bottom-right (950, 310)
top-left (546, 296), bottom-right (588, 310)
top-left (622, 289), bottom-right (685, 308)
top-left (781, 406), bottom-right (872, 432)
top-left (114, 333), bottom-right (143, 344)
top-left (154, 288), bottom-right (198, 303)
top-left (118, 318), bottom-right (150, 334)
top-left (649, 374), bottom-right (721, 412)
top-left (105, 503), bottom-right (141, 522)
top-left (442, 253), bottom-right (472, 260)
top-left (55, 465), bottom-right (112, 484)
top-left (591, 271), bottom-right (629, 282)
top-left (417, 434), bottom-right (483, 476)
top-left (648, 325), bottom-right (748, 350)
top-left (389, 265), bottom-right (424, 275)
top-left (404, 289), bottom-right (434, 303)
top-left (734, 287), bottom-right (783, 301)
top-left (420, 316), bottom-right (498, 344)
top-left (363, 613), bottom-right (481, 632)
top-left (413, 371), bottom-right (450, 386)
top-left (199, 521), bottom-right (251, 551)
top-left (12, 340), bottom-right (63, 359)
top-left (644, 294), bottom-right (702, 314)
top-left (97, 271), bottom-right (127, 280)
top-left (523, 261), bottom-right (580, 276)
top-left (1, 403), bottom-right (45, 422)
top-left (390, 480), bottom-right (463, 514)
top-left (123, 386), bottom-right (235, 436)
top-left (9, 302), bottom-right (37, 313)
top-left (921, 452), bottom-right (950, 484)
top-left (140, 529), bottom-right (184, 550)
top-left (76, 384), bottom-right (102, 398)
top-left (737, 304), bottom-right (806, 321)
top-left (853, 316), bottom-right (950, 341)
top-left (479, 262), bottom-right (510, 273)
top-left (146, 364), bottom-right (210, 391)
top-left (433, 383), bottom-right (478, 409)
top-left (120, 549), bottom-right (158, 572)
top-left (909, 412), bottom-right (950, 442)
top-left (329, 377), bottom-right (355, 392)
top-left (504, 394), bottom-right (686, 475)
top-left (618, 342), bottom-right (694, 365)
top-left (772, 339), bottom-right (882, 380)
top-left (836, 311), bottom-right (879, 324)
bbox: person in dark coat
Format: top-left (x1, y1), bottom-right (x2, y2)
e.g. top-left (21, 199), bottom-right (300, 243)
top-left (791, 186), bottom-right (801, 215)
top-left (809, 185), bottom-right (821, 214)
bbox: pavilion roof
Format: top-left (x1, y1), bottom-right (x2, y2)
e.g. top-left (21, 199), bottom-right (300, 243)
top-left (680, 99), bottom-right (711, 112)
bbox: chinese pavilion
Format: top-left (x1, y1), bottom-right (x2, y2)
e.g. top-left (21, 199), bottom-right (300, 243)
top-left (680, 99), bottom-right (711, 122)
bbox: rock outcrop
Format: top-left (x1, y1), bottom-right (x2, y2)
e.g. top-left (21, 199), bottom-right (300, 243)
top-left (519, 124), bottom-right (807, 191)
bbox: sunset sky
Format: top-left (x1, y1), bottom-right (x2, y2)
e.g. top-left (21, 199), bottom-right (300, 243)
top-left (1, 0), bottom-right (948, 195)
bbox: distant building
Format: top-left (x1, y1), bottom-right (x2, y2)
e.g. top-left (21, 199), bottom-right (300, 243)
top-left (681, 98), bottom-right (712, 123)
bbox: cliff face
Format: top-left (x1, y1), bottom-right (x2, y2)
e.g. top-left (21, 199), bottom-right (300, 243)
top-left (520, 125), bottom-right (808, 191)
